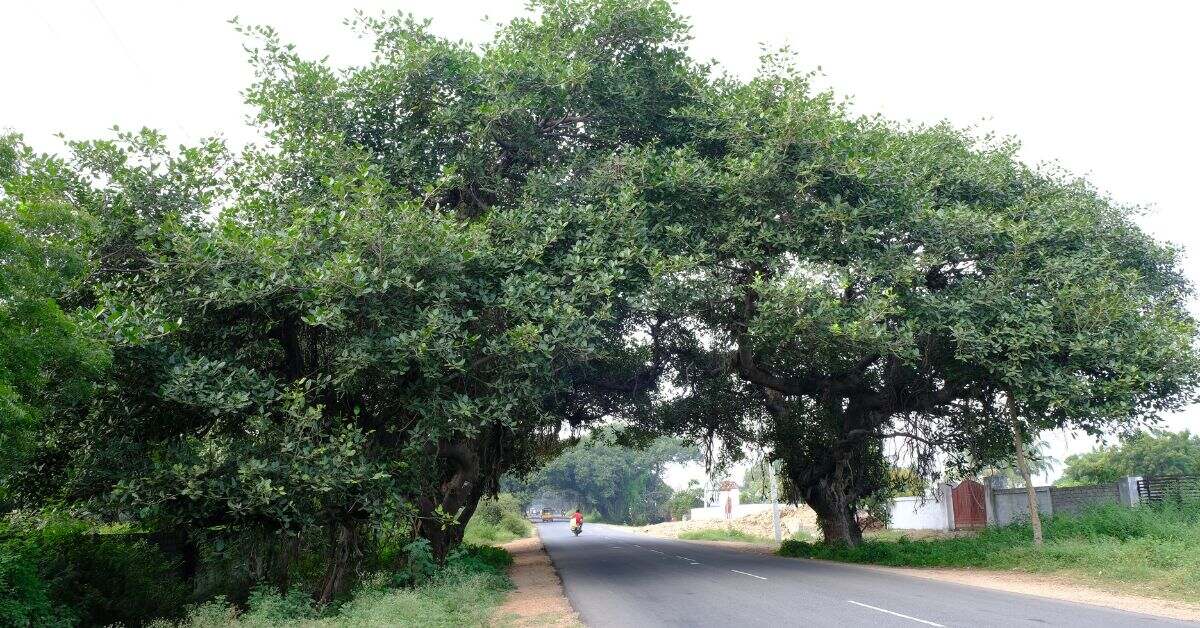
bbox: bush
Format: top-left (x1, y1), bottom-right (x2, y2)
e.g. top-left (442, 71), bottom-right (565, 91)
top-left (1, 518), bottom-right (189, 626)
top-left (464, 494), bottom-right (531, 545)
top-left (473, 499), bottom-right (506, 527)
top-left (500, 513), bottom-right (531, 537)
top-left (239, 586), bottom-right (317, 624)
top-left (163, 547), bottom-right (515, 627)
top-left (449, 543), bottom-right (513, 575)
top-left (398, 538), bottom-right (438, 586)
top-left (45, 533), bottom-right (191, 625)
top-left (0, 539), bottom-right (71, 627)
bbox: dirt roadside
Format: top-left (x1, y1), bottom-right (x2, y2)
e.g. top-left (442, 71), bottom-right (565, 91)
top-left (492, 531), bottom-right (581, 627)
top-left (852, 563), bottom-right (1200, 623)
top-left (607, 523), bottom-right (1200, 623)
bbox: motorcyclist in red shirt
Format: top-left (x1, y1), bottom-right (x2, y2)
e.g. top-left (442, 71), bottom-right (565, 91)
top-left (570, 509), bottom-right (583, 534)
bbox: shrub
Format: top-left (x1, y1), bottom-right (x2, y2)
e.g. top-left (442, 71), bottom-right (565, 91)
top-left (500, 513), bottom-right (532, 537)
top-left (1, 517), bottom-right (189, 626)
top-left (163, 548), bottom-right (515, 627)
top-left (239, 586), bottom-right (317, 624)
top-left (473, 499), bottom-right (506, 527)
top-left (449, 544), bottom-right (513, 575)
top-left (0, 538), bottom-right (72, 627)
top-left (45, 533), bottom-right (191, 625)
top-left (464, 495), bottom-right (531, 545)
top-left (398, 538), bottom-right (438, 586)
top-left (778, 538), bottom-right (816, 558)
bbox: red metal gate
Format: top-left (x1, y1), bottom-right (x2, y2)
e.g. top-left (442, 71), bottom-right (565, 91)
top-left (952, 479), bottom-right (987, 528)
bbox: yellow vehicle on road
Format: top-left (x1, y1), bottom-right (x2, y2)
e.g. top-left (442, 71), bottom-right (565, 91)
top-left (540, 508), bottom-right (555, 522)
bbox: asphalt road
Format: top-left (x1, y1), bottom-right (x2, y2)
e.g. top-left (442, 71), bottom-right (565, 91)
top-left (538, 521), bottom-right (1194, 628)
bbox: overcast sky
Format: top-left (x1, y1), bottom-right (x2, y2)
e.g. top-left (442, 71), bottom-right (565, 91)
top-left (2, 0), bottom-right (1197, 486)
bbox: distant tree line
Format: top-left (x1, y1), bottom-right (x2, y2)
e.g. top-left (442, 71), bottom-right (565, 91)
top-left (504, 428), bottom-right (698, 525)
top-left (1058, 430), bottom-right (1200, 486)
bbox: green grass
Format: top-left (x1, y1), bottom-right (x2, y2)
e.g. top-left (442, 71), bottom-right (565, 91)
top-left (462, 514), bottom-right (532, 546)
top-left (678, 528), bottom-right (775, 544)
top-left (160, 545), bottom-right (514, 627)
top-left (778, 502), bottom-right (1200, 602)
top-left (462, 495), bottom-right (534, 546)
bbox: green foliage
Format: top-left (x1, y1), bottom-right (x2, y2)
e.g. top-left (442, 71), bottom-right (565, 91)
top-left (3, 0), bottom-right (704, 596)
top-left (0, 135), bottom-right (109, 504)
top-left (397, 538), bottom-right (438, 587)
top-left (508, 428), bottom-right (699, 524)
top-left (631, 36), bottom-right (1200, 543)
top-left (778, 502), bottom-right (1200, 601)
top-left (463, 494), bottom-right (532, 545)
top-left (0, 539), bottom-right (71, 627)
top-left (666, 480), bottom-right (704, 520)
top-left (240, 586), bottom-right (317, 624)
top-left (1059, 430), bottom-right (1200, 486)
top-left (162, 547), bottom-right (514, 628)
top-left (3, 1), bottom-right (1199, 620)
top-left (447, 543), bottom-right (515, 574)
top-left (888, 467), bottom-right (928, 498)
top-left (0, 518), bottom-right (189, 627)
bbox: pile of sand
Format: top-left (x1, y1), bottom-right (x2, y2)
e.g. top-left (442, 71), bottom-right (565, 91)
top-left (627, 505), bottom-right (818, 540)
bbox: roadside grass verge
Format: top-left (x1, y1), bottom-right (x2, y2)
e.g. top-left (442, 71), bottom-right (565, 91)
top-left (778, 502), bottom-right (1200, 602)
top-left (463, 494), bottom-right (534, 546)
top-left (159, 544), bottom-right (514, 628)
top-left (463, 517), bottom-right (531, 546)
top-left (678, 528), bottom-right (776, 544)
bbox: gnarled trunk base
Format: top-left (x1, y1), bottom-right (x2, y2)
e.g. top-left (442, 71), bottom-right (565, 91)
top-left (806, 479), bottom-right (864, 546)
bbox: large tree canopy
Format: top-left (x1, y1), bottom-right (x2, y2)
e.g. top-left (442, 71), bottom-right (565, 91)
top-left (2, 3), bottom-right (1197, 602)
top-left (1, 0), bottom-right (704, 598)
top-left (617, 60), bottom-right (1200, 544)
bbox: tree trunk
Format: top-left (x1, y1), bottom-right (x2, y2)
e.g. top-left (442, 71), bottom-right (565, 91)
top-left (808, 479), bottom-right (864, 546)
top-left (1007, 395), bottom-right (1043, 546)
top-left (318, 522), bottom-right (362, 605)
top-left (413, 438), bottom-right (487, 562)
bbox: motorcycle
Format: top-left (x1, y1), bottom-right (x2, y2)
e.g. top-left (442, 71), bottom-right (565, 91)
top-left (571, 521), bottom-right (583, 536)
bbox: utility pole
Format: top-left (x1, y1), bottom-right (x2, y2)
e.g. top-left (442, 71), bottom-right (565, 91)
top-left (768, 461), bottom-right (782, 542)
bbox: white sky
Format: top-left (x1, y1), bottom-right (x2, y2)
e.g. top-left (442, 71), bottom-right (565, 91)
top-left (3, 0), bottom-right (1197, 486)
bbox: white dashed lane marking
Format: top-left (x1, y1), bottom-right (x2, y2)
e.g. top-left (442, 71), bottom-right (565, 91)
top-left (730, 569), bottom-right (767, 580)
top-left (847, 601), bottom-right (944, 627)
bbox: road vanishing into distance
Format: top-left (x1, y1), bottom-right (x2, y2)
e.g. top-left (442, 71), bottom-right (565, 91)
top-left (538, 521), bottom-right (1193, 628)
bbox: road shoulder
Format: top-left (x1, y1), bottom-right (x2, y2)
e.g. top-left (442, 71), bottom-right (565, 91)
top-left (847, 563), bottom-right (1200, 623)
top-left (493, 529), bottom-right (582, 627)
top-left (605, 523), bottom-right (1200, 623)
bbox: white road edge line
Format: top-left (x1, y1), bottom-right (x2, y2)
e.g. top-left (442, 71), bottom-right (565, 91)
top-left (730, 569), bottom-right (767, 580)
top-left (846, 601), bottom-right (944, 627)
